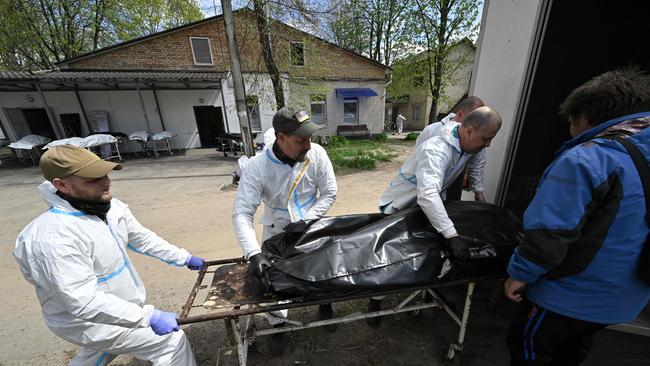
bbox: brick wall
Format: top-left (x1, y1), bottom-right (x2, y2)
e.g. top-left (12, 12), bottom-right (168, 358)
top-left (66, 10), bottom-right (387, 81)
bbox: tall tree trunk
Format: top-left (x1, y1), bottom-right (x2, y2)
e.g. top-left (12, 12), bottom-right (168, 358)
top-left (93, 0), bottom-right (104, 50)
top-left (374, 18), bottom-right (383, 62)
top-left (428, 0), bottom-right (449, 124)
top-left (253, 0), bottom-right (285, 109)
top-left (429, 47), bottom-right (443, 123)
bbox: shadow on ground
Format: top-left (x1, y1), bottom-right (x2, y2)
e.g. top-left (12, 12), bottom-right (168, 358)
top-left (162, 281), bottom-right (650, 366)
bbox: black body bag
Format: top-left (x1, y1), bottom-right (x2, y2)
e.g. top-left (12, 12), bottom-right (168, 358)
top-left (261, 201), bottom-right (526, 300)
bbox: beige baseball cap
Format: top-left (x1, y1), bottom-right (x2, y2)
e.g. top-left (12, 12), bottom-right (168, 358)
top-left (39, 145), bottom-right (122, 181)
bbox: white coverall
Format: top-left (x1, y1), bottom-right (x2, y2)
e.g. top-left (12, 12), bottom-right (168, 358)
top-left (232, 142), bottom-right (337, 323)
top-left (253, 127), bottom-right (276, 149)
top-left (378, 121), bottom-right (486, 239)
top-left (396, 114), bottom-right (406, 134)
top-left (14, 182), bottom-right (197, 366)
top-left (414, 113), bottom-right (456, 147)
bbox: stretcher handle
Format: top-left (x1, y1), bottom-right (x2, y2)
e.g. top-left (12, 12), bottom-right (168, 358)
top-left (179, 257), bottom-right (247, 320)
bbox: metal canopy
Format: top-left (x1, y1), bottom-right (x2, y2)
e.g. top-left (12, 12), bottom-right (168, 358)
top-left (0, 70), bottom-right (226, 92)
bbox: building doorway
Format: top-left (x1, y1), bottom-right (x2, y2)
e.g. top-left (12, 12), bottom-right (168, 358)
top-left (501, 0), bottom-right (649, 216)
top-left (193, 106), bottom-right (225, 148)
top-left (2, 107), bottom-right (56, 140)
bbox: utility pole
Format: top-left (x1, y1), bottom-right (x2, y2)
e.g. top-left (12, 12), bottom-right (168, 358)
top-left (221, 0), bottom-right (255, 157)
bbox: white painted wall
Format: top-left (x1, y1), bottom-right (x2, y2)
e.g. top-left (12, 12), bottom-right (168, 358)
top-left (154, 89), bottom-right (223, 149)
top-left (0, 74), bottom-right (385, 151)
top-left (439, 42), bottom-right (476, 113)
top-left (469, 0), bottom-right (543, 202)
top-left (221, 73), bottom-right (288, 138)
top-left (0, 88), bottom-right (224, 151)
top-left (0, 91), bottom-right (89, 140)
top-left (288, 80), bottom-right (386, 135)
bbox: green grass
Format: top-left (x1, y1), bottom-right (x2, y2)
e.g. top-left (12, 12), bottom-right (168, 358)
top-left (324, 136), bottom-right (397, 172)
top-left (404, 132), bottom-right (420, 141)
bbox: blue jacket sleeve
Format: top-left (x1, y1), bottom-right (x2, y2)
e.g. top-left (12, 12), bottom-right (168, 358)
top-left (507, 147), bottom-right (603, 283)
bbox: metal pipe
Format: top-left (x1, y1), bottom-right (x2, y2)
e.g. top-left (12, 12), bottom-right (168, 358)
top-left (177, 275), bottom-right (493, 325)
top-left (219, 79), bottom-right (231, 134)
top-left (135, 81), bottom-right (157, 157)
top-left (152, 88), bottom-right (166, 131)
top-left (253, 302), bottom-right (442, 336)
top-left (73, 85), bottom-right (92, 134)
top-left (180, 266), bottom-right (209, 319)
top-left (34, 81), bottom-right (63, 138)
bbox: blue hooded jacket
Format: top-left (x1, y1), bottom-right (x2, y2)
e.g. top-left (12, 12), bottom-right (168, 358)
top-left (507, 112), bottom-right (650, 324)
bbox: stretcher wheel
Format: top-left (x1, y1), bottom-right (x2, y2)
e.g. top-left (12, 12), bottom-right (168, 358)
top-left (439, 345), bottom-right (461, 365)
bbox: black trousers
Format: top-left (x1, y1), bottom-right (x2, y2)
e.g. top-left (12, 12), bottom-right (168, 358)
top-left (507, 299), bottom-right (607, 366)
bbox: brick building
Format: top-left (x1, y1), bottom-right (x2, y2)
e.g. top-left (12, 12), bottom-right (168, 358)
top-left (0, 9), bottom-right (389, 150)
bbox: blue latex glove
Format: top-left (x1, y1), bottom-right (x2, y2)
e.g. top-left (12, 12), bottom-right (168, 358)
top-left (149, 309), bottom-right (180, 335)
top-left (185, 255), bottom-right (205, 271)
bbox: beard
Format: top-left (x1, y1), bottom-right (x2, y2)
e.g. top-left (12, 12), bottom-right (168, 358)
top-left (295, 150), bottom-right (309, 162)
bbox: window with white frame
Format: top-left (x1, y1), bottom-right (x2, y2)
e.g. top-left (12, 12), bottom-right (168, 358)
top-left (246, 95), bottom-right (262, 132)
top-left (190, 37), bottom-right (214, 65)
top-left (343, 98), bottom-right (358, 124)
top-left (290, 42), bottom-right (305, 66)
top-left (412, 104), bottom-right (421, 123)
top-left (310, 94), bottom-right (327, 126)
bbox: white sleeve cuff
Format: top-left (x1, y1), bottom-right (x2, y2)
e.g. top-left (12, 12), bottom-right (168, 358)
top-left (140, 304), bottom-right (155, 327)
top-left (245, 249), bottom-right (261, 260)
top-left (441, 226), bottom-right (458, 239)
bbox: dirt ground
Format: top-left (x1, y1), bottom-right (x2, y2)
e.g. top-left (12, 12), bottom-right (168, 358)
top-left (1, 143), bottom-right (648, 366)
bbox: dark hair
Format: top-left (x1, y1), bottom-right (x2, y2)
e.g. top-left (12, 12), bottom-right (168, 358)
top-left (457, 96), bottom-right (485, 113)
top-left (559, 67), bottom-right (650, 126)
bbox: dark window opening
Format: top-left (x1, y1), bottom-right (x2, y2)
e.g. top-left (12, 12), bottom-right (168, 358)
top-left (290, 42), bottom-right (305, 66)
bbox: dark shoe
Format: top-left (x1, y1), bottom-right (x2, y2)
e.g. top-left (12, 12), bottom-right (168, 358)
top-left (366, 299), bottom-right (382, 328)
top-left (318, 304), bottom-right (337, 332)
top-left (268, 323), bottom-right (285, 357)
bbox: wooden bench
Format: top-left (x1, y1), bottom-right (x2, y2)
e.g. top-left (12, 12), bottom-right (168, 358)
top-left (336, 124), bottom-right (371, 139)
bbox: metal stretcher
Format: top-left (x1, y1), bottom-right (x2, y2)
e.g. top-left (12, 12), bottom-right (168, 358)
top-left (178, 258), bottom-right (495, 366)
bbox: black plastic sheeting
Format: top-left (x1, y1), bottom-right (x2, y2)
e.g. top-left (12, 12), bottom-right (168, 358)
top-left (261, 201), bottom-right (525, 300)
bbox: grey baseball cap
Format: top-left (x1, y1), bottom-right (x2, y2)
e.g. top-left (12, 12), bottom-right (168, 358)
top-left (272, 108), bottom-right (320, 137)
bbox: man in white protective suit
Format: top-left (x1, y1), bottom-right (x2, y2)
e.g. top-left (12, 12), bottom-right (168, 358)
top-left (232, 107), bottom-right (338, 353)
top-left (14, 145), bottom-right (204, 366)
top-left (395, 112), bottom-right (406, 134)
top-left (415, 96), bottom-right (485, 147)
top-left (368, 106), bottom-right (502, 325)
top-left (415, 96), bottom-right (485, 202)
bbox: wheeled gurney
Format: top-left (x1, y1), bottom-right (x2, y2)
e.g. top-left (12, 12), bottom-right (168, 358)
top-left (178, 257), bottom-right (495, 366)
top-left (178, 202), bottom-right (524, 365)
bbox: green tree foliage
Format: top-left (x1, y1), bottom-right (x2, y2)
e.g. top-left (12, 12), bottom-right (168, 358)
top-left (328, 0), bottom-right (480, 122)
top-left (0, 0), bottom-right (203, 71)
top-left (245, 0), bottom-right (334, 109)
top-left (326, 0), bottom-right (414, 66)
top-left (409, 0), bottom-right (481, 122)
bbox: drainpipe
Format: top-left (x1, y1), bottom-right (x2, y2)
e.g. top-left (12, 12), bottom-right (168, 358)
top-left (135, 81), bottom-right (158, 157)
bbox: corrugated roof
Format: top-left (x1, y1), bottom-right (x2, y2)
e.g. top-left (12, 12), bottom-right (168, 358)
top-left (0, 70), bottom-right (226, 82)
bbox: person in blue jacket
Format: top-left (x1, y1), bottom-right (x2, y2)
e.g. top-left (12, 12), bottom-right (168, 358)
top-left (504, 67), bottom-right (650, 365)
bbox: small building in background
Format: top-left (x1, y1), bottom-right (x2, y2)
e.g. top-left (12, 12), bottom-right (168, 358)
top-left (386, 39), bottom-right (475, 131)
top-left (0, 9), bottom-right (390, 151)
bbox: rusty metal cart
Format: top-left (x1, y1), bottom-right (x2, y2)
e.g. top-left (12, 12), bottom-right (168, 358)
top-left (178, 258), bottom-right (493, 366)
